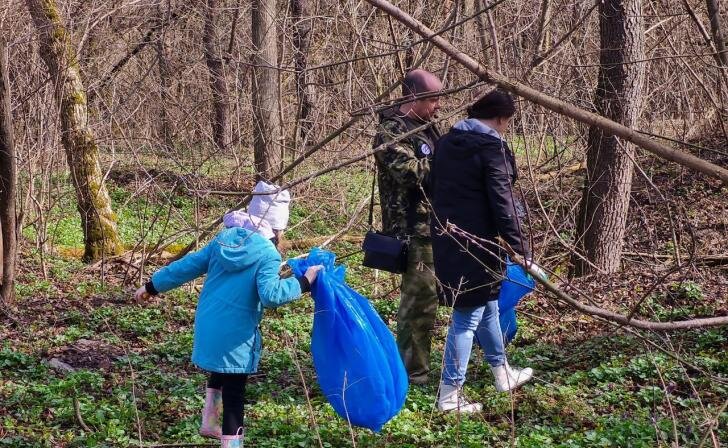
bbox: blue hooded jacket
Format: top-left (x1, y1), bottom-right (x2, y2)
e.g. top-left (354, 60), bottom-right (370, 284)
top-left (151, 227), bottom-right (302, 373)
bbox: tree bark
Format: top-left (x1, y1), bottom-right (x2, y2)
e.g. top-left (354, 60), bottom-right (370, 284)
top-left (480, 0), bottom-right (502, 72)
top-left (156, 1), bottom-right (174, 151)
top-left (26, 0), bottom-right (124, 262)
top-left (0, 37), bottom-right (17, 303)
top-left (252, 0), bottom-right (282, 180)
top-left (473, 0), bottom-right (489, 58)
top-left (574, 0), bottom-right (646, 275)
top-left (203, 0), bottom-right (232, 151)
top-left (291, 0), bottom-right (314, 145)
top-left (461, 0), bottom-right (477, 46)
top-left (706, 0), bottom-right (728, 68)
top-left (535, 0), bottom-right (551, 53)
top-left (363, 0), bottom-right (728, 184)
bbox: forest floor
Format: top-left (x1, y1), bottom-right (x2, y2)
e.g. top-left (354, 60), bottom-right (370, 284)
top-left (1, 150), bottom-right (726, 447)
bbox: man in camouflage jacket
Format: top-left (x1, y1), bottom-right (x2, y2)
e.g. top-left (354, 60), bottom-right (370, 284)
top-left (373, 69), bottom-right (442, 384)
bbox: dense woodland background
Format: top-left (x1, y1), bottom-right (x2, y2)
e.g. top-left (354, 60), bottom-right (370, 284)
top-left (0, 0), bottom-right (726, 446)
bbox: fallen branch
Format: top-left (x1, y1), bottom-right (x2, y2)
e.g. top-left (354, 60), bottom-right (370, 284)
top-left (168, 115), bottom-right (431, 261)
top-left (364, 0), bottom-right (728, 184)
top-left (534, 162), bottom-right (585, 182)
top-left (442, 222), bottom-right (727, 331)
top-left (509, 254), bottom-right (728, 331)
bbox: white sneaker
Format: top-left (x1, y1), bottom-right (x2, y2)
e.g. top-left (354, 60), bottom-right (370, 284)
top-left (436, 383), bottom-right (483, 413)
top-left (492, 361), bottom-right (533, 392)
top-left (507, 360), bottom-right (533, 383)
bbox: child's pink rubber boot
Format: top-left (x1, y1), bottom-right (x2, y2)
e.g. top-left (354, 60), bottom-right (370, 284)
top-left (199, 388), bottom-right (222, 439)
top-left (220, 428), bottom-right (244, 448)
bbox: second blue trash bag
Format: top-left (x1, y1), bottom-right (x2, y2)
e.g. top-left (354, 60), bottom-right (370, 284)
top-left (498, 262), bottom-right (536, 345)
top-left (288, 248), bottom-right (408, 432)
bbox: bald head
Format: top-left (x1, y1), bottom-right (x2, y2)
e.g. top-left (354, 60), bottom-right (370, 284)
top-left (400, 69), bottom-right (443, 121)
top-left (402, 69), bottom-right (443, 98)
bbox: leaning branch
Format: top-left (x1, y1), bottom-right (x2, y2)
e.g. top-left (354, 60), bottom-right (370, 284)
top-left (509, 254), bottom-right (728, 331)
top-left (444, 222), bottom-right (728, 331)
top-left (364, 0), bottom-right (728, 184)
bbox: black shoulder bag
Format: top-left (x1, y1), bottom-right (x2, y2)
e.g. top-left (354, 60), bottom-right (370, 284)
top-left (361, 169), bottom-right (409, 274)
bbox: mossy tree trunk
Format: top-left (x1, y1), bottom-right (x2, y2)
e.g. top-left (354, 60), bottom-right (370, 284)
top-left (0, 37), bottom-right (17, 302)
top-left (252, 0), bottom-right (282, 181)
top-left (26, 0), bottom-right (123, 261)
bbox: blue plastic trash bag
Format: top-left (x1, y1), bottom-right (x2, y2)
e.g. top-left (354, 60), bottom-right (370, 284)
top-left (498, 262), bottom-right (536, 345)
top-left (499, 308), bottom-right (519, 346)
top-left (288, 248), bottom-right (408, 432)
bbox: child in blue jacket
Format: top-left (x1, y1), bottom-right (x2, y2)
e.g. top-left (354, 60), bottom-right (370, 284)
top-left (135, 184), bottom-right (320, 448)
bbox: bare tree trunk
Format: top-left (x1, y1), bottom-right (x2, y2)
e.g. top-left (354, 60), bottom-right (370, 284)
top-left (0, 38), bottom-right (17, 303)
top-left (573, 0), bottom-right (646, 276)
top-left (26, 0), bottom-right (124, 262)
top-left (480, 0), bottom-right (502, 71)
top-left (204, 0), bottom-right (231, 151)
top-left (461, 0), bottom-right (477, 46)
top-left (473, 0), bottom-right (489, 58)
top-left (291, 0), bottom-right (314, 145)
top-left (536, 0), bottom-right (551, 53)
top-left (157, 2), bottom-right (175, 151)
top-left (706, 0), bottom-right (728, 67)
top-left (252, 0), bottom-right (282, 180)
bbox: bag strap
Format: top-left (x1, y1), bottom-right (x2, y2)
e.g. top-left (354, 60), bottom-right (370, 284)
top-left (367, 165), bottom-right (377, 230)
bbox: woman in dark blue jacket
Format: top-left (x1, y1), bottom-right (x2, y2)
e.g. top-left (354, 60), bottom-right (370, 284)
top-left (431, 90), bottom-right (537, 412)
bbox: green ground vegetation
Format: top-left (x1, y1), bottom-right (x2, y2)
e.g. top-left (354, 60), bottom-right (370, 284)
top-left (2, 167), bottom-right (726, 447)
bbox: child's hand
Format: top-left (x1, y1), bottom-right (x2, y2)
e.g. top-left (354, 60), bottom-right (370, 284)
top-left (134, 285), bottom-right (151, 304)
top-left (304, 265), bottom-right (324, 285)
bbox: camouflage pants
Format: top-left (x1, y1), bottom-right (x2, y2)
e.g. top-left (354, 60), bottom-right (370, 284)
top-left (397, 237), bottom-right (438, 384)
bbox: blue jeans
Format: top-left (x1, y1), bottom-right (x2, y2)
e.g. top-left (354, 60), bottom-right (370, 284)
top-left (441, 301), bottom-right (506, 387)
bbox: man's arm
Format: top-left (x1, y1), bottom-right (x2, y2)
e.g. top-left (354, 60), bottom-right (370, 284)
top-left (375, 121), bottom-right (429, 187)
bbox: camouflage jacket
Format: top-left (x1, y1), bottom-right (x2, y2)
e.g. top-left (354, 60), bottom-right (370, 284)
top-left (373, 108), bottom-right (441, 239)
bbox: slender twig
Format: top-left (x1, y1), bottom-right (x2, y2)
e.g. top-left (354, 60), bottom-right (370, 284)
top-left (73, 397), bottom-right (93, 433)
top-left (697, 398), bottom-right (728, 448)
top-left (283, 332), bottom-right (325, 448)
